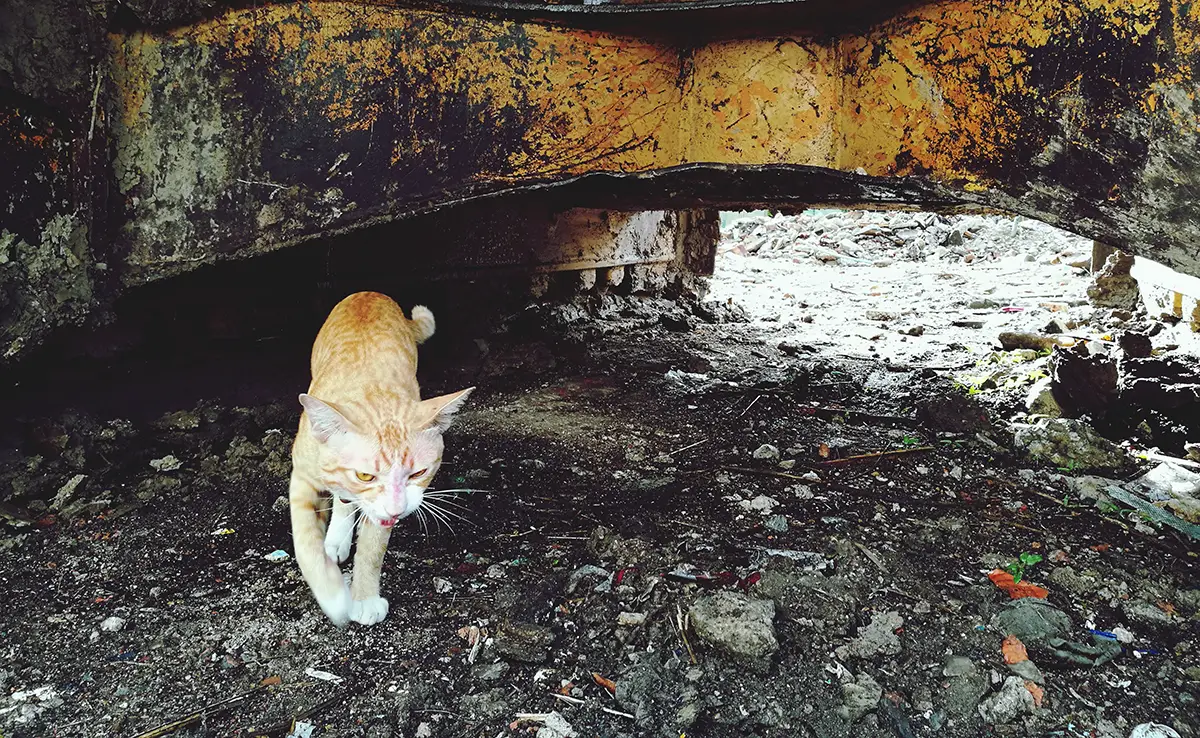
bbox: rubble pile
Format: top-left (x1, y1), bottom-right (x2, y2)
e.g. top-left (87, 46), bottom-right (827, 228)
top-left (0, 209), bottom-right (1196, 737)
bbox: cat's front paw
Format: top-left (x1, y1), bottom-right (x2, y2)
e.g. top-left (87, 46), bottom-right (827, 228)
top-left (315, 585), bottom-right (353, 628)
top-left (324, 530), bottom-right (352, 564)
top-left (349, 596), bottom-right (389, 626)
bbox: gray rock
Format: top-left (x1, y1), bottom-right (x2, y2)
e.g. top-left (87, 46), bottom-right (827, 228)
top-left (764, 514), bottom-right (789, 532)
top-left (1007, 659), bottom-right (1045, 684)
top-left (1047, 566), bottom-right (1102, 596)
top-left (942, 655), bottom-right (977, 677)
top-left (135, 475), bottom-right (182, 501)
top-left (752, 444), bottom-right (781, 461)
top-left (1122, 599), bottom-right (1177, 626)
top-left (689, 591), bottom-right (778, 671)
top-left (990, 599), bottom-right (1072, 645)
top-left (471, 661), bottom-right (510, 681)
top-left (99, 616), bottom-right (126, 632)
top-left (535, 712), bottom-right (578, 738)
top-left (940, 668), bottom-right (989, 718)
top-left (754, 570), bottom-right (859, 635)
top-left (1087, 251), bottom-right (1140, 310)
top-left (977, 676), bottom-right (1036, 724)
top-left (460, 689), bottom-right (509, 720)
top-left (1025, 376), bottom-right (1062, 417)
top-left (149, 454), bottom-right (182, 472)
top-left (50, 474), bottom-right (87, 511)
top-left (839, 672), bottom-right (882, 722)
top-left (1013, 417), bottom-right (1130, 472)
top-left (835, 611), bottom-right (903, 661)
top-left (493, 620), bottom-right (554, 663)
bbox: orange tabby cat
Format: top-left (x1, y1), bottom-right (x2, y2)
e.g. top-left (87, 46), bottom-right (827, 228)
top-left (290, 292), bottom-right (473, 626)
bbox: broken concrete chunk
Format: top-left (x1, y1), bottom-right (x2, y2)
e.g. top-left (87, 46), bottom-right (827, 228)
top-left (689, 591), bottom-right (778, 670)
top-left (942, 655), bottom-right (977, 677)
top-left (1012, 417), bottom-right (1130, 472)
top-left (1087, 251), bottom-right (1140, 310)
top-left (493, 621), bottom-right (554, 663)
top-left (835, 610), bottom-right (903, 661)
top-left (50, 474), bottom-right (87, 511)
top-left (838, 672), bottom-right (882, 722)
top-left (752, 443), bottom-right (780, 461)
top-left (977, 676), bottom-right (1036, 724)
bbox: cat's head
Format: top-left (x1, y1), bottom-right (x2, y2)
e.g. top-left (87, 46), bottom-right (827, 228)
top-left (298, 388), bottom-right (474, 527)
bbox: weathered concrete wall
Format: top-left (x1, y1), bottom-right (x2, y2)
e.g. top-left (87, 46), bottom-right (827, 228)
top-left (5, 0), bottom-right (1200, 362)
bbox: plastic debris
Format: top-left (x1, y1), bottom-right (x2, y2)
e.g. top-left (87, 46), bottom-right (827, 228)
top-left (263, 549), bottom-right (290, 562)
top-left (303, 667), bottom-right (344, 684)
top-left (286, 721), bottom-right (316, 738)
top-left (988, 569), bottom-right (1049, 599)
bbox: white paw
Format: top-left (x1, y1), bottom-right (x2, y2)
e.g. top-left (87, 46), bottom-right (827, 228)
top-left (349, 596), bottom-right (389, 626)
top-left (324, 530), bottom-right (352, 563)
top-left (315, 585), bottom-right (353, 628)
top-left (324, 517), bottom-right (354, 563)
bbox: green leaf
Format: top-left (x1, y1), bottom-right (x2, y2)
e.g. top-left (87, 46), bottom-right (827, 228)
top-left (1019, 552), bottom-right (1043, 567)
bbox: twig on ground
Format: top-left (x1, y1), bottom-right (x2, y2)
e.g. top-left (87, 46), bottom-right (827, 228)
top-left (737, 394), bottom-right (763, 417)
top-left (715, 466), bottom-right (826, 482)
top-left (667, 438), bottom-right (708, 457)
top-left (133, 685), bottom-right (265, 738)
top-left (675, 603), bottom-right (697, 665)
top-left (819, 446), bottom-right (935, 465)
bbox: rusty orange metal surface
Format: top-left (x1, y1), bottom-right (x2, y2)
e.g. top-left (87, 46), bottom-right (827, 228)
top-left (97, 0), bottom-right (1200, 280)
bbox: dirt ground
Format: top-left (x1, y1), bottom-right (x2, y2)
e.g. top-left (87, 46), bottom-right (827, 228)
top-left (1, 212), bottom-right (1198, 738)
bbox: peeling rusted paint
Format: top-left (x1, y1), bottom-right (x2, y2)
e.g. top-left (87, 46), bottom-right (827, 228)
top-left (102, 0), bottom-right (1200, 285)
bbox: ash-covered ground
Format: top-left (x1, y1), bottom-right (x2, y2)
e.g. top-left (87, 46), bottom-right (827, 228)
top-left (1, 210), bottom-right (1197, 738)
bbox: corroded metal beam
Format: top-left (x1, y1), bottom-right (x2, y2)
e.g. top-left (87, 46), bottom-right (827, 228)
top-left (4, 0), bottom-right (1200, 362)
top-left (107, 0), bottom-right (1200, 280)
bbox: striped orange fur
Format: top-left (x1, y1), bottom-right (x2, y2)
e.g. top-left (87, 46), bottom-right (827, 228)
top-left (289, 292), bottom-right (472, 626)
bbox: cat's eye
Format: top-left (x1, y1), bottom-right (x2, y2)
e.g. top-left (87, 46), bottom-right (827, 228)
top-left (411, 468), bottom-right (428, 479)
top-left (355, 471), bottom-right (376, 483)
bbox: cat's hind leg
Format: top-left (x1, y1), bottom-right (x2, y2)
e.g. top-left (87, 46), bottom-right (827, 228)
top-left (348, 518), bottom-right (392, 626)
top-left (323, 495), bottom-right (355, 564)
top-left (290, 473), bottom-right (352, 626)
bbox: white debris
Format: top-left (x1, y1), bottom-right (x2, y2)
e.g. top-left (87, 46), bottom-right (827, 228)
top-left (99, 616), bottom-right (126, 632)
top-left (303, 667), bottom-right (344, 684)
top-left (286, 721), bottom-right (316, 738)
top-left (617, 612), bottom-right (647, 626)
top-left (1129, 724), bottom-right (1182, 738)
top-left (433, 577), bottom-right (454, 594)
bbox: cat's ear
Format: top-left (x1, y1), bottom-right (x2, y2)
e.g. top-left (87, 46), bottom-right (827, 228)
top-left (419, 387), bottom-right (474, 432)
top-left (299, 393), bottom-right (354, 443)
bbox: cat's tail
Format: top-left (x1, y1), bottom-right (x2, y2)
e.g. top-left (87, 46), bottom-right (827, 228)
top-left (410, 305), bottom-right (436, 344)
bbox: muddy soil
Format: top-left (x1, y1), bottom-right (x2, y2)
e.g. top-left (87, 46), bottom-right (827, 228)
top-left (1, 215), bottom-right (1198, 738)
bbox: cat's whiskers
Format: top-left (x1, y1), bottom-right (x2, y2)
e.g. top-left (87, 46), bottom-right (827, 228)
top-left (423, 503), bottom-right (455, 535)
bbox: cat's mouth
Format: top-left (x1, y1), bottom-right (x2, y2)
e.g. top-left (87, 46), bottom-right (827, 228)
top-left (379, 516), bottom-right (398, 528)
